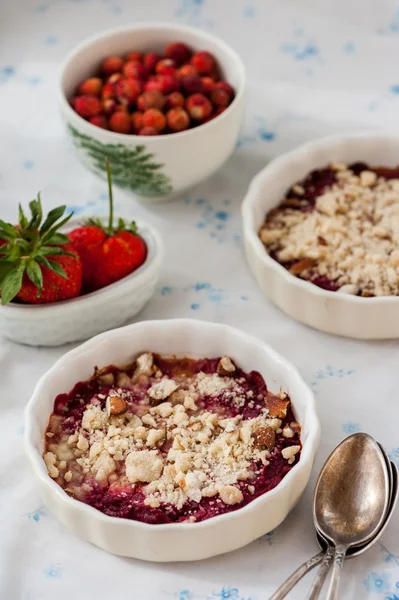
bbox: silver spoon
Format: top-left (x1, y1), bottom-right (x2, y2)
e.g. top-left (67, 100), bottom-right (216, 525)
top-left (314, 433), bottom-right (390, 600)
top-left (270, 434), bottom-right (391, 600)
top-left (317, 458), bottom-right (398, 555)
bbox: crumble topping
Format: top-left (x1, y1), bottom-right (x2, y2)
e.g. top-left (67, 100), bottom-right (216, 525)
top-left (43, 353), bottom-right (301, 524)
top-left (259, 162), bottom-right (399, 296)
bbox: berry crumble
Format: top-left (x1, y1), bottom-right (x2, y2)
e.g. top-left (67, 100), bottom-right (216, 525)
top-left (43, 352), bottom-right (301, 524)
top-left (259, 162), bottom-right (399, 297)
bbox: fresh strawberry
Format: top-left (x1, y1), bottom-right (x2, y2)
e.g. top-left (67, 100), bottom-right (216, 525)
top-left (0, 197), bottom-right (82, 304)
top-left (68, 160), bottom-right (147, 292)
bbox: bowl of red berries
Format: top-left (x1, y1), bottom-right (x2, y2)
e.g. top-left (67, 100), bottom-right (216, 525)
top-left (0, 162), bottom-right (163, 346)
top-left (58, 22), bottom-right (245, 203)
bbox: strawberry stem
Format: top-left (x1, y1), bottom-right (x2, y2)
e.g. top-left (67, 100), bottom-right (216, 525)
top-left (106, 158), bottom-right (114, 235)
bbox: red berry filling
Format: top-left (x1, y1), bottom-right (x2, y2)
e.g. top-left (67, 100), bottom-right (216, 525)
top-left (43, 354), bottom-right (301, 524)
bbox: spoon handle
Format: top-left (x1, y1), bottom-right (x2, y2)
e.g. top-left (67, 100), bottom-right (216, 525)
top-left (306, 545), bottom-right (335, 600)
top-left (269, 551), bottom-right (325, 600)
top-left (325, 545), bottom-right (347, 600)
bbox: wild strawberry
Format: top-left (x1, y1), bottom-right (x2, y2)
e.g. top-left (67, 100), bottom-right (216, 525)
top-left (101, 83), bottom-right (115, 100)
top-left (68, 160), bottom-right (147, 292)
top-left (115, 77), bottom-right (142, 105)
top-left (165, 42), bottom-right (192, 65)
top-left (126, 51), bottom-right (143, 62)
top-left (78, 77), bottom-right (102, 97)
top-left (131, 111), bottom-right (144, 132)
top-left (136, 90), bottom-right (165, 111)
top-left (166, 107), bottom-right (190, 132)
top-left (102, 56), bottom-right (124, 76)
top-left (142, 108), bottom-right (166, 132)
top-left (178, 64), bottom-right (198, 78)
top-left (139, 127), bottom-right (158, 136)
top-left (109, 111), bottom-right (131, 134)
top-left (181, 74), bottom-right (204, 95)
top-left (165, 91), bottom-right (185, 110)
top-left (143, 52), bottom-right (162, 73)
top-left (201, 76), bottom-right (215, 95)
top-left (186, 93), bottom-right (212, 121)
top-left (211, 81), bottom-right (234, 107)
top-left (102, 98), bottom-right (117, 115)
top-left (190, 51), bottom-right (216, 75)
top-left (107, 73), bottom-right (123, 85)
top-left (144, 74), bottom-right (180, 95)
top-left (89, 115), bottom-right (108, 129)
top-left (123, 60), bottom-right (149, 80)
top-left (155, 58), bottom-right (177, 75)
top-left (0, 198), bottom-right (82, 305)
top-left (75, 95), bottom-right (102, 118)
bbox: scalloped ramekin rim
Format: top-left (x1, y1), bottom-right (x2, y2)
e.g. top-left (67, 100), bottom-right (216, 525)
top-left (242, 131), bottom-right (399, 306)
top-left (58, 21), bottom-right (246, 143)
top-left (24, 318), bottom-right (320, 533)
top-left (0, 217), bottom-right (164, 316)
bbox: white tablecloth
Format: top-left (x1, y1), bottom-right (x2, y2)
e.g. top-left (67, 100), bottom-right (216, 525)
top-left (1, 1), bottom-right (399, 598)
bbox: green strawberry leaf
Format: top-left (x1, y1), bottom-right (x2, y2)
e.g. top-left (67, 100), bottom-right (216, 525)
top-left (85, 217), bottom-right (103, 228)
top-left (36, 256), bottom-right (67, 279)
top-left (0, 220), bottom-right (18, 238)
top-left (37, 246), bottom-right (75, 257)
top-left (1, 263), bottom-right (25, 305)
top-left (26, 260), bottom-right (43, 290)
top-left (7, 244), bottom-right (22, 261)
top-left (45, 232), bottom-right (70, 245)
top-left (46, 259), bottom-right (67, 278)
top-left (40, 205), bottom-right (68, 235)
top-left (28, 196), bottom-right (43, 230)
top-left (18, 204), bottom-right (29, 231)
top-left (0, 231), bottom-right (12, 243)
top-left (41, 212), bottom-right (73, 244)
top-left (0, 260), bottom-right (14, 286)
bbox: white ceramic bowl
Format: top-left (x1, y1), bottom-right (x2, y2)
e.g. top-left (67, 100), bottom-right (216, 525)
top-left (59, 23), bottom-right (245, 204)
top-left (0, 219), bottom-right (163, 347)
top-left (24, 319), bottom-right (319, 562)
top-left (242, 132), bottom-right (399, 339)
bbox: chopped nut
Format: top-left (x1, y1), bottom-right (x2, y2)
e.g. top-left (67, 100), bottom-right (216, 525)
top-left (282, 445), bottom-right (301, 465)
top-left (116, 371), bottom-right (132, 388)
top-left (219, 485), bottom-right (244, 505)
top-left (106, 395), bottom-right (128, 416)
top-left (253, 425), bottom-right (275, 450)
top-left (289, 258), bottom-right (314, 275)
top-left (134, 352), bottom-right (154, 378)
top-left (217, 355), bottom-right (237, 376)
top-left (64, 471), bottom-right (73, 483)
top-left (126, 450), bottom-right (163, 483)
top-left (282, 425), bottom-right (294, 438)
top-left (264, 392), bottom-right (289, 418)
top-left (360, 170), bottom-right (377, 187)
top-left (148, 378), bottom-right (178, 403)
top-left (44, 452), bottom-right (59, 479)
top-left (146, 428), bottom-right (165, 447)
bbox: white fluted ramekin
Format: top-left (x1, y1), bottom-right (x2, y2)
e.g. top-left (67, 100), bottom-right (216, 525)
top-left (242, 132), bottom-right (399, 339)
top-left (24, 319), bottom-right (319, 562)
top-left (0, 219), bottom-right (163, 346)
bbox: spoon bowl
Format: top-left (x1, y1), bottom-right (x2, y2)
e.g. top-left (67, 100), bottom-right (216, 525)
top-left (313, 433), bottom-right (390, 548)
top-left (317, 458), bottom-right (398, 558)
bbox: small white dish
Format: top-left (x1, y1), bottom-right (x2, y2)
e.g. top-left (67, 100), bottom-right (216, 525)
top-left (0, 219), bottom-right (163, 347)
top-left (24, 319), bottom-right (320, 562)
top-left (58, 22), bottom-right (245, 204)
top-left (242, 132), bottom-right (399, 339)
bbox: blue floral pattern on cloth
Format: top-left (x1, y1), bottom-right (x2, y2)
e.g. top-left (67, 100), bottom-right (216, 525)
top-left (185, 197), bottom-right (240, 245)
top-left (179, 588), bottom-right (254, 599)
